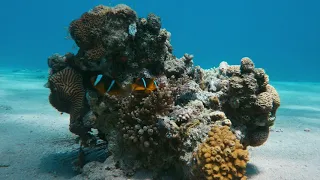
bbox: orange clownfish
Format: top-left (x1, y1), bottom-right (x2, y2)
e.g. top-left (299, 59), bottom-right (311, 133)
top-left (131, 77), bottom-right (158, 93)
top-left (90, 74), bottom-right (123, 95)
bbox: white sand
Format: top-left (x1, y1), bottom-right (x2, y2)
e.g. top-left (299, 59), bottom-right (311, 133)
top-left (0, 69), bottom-right (79, 180)
top-left (0, 69), bottom-right (319, 180)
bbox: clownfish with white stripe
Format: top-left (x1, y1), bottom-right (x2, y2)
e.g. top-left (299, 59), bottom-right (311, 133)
top-left (90, 74), bottom-right (124, 96)
top-left (131, 77), bottom-right (158, 94)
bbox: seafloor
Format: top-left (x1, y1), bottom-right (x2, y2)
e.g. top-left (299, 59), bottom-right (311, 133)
top-left (0, 68), bottom-right (319, 180)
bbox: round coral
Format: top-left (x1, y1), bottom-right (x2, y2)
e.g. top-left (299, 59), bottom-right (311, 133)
top-left (69, 12), bottom-right (105, 49)
top-left (240, 57), bottom-right (255, 73)
top-left (266, 84), bottom-right (280, 114)
top-left (255, 92), bottom-right (273, 113)
top-left (248, 126), bottom-right (270, 147)
top-left (193, 126), bottom-right (249, 180)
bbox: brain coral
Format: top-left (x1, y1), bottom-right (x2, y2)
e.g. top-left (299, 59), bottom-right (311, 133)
top-left (255, 92), bottom-right (273, 113)
top-left (266, 84), bottom-right (280, 115)
top-left (48, 68), bottom-right (88, 136)
top-left (193, 125), bottom-right (249, 180)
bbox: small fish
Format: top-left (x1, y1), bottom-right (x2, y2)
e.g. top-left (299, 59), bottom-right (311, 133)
top-left (0, 164), bottom-right (10, 168)
top-left (91, 75), bottom-right (123, 95)
top-left (131, 78), bottom-right (158, 93)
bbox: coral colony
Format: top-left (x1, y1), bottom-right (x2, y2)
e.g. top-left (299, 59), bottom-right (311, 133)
top-left (45, 4), bottom-right (280, 180)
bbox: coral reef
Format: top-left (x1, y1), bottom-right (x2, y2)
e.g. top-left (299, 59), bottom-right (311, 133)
top-left (44, 3), bottom-right (281, 179)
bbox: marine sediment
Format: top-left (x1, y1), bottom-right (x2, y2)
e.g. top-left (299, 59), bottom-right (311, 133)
top-left (45, 4), bottom-right (280, 179)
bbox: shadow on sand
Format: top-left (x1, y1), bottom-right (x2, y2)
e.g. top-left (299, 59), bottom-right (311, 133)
top-left (38, 150), bottom-right (79, 178)
top-left (38, 146), bottom-right (108, 179)
top-left (246, 163), bottom-right (260, 178)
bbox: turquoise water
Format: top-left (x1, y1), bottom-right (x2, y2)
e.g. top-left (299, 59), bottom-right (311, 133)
top-left (274, 81), bottom-right (320, 130)
top-left (1, 0), bottom-right (319, 81)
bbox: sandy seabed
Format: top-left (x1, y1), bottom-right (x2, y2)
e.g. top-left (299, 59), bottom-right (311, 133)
top-left (0, 69), bottom-right (319, 180)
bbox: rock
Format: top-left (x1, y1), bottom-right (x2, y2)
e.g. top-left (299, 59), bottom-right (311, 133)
top-left (304, 128), bottom-right (311, 132)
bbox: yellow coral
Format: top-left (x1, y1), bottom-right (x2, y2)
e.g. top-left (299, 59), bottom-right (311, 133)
top-left (193, 126), bottom-right (249, 180)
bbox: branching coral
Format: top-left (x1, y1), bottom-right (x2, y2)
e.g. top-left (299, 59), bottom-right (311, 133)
top-left (115, 86), bottom-right (176, 169)
top-left (193, 125), bottom-right (249, 180)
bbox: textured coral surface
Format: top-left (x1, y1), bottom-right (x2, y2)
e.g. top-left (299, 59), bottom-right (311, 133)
top-left (193, 126), bottom-right (249, 180)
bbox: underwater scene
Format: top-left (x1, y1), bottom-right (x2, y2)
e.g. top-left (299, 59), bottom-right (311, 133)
top-left (0, 1), bottom-right (319, 180)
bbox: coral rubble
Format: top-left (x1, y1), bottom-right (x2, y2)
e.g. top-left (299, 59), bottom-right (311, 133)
top-left (45, 4), bottom-right (280, 179)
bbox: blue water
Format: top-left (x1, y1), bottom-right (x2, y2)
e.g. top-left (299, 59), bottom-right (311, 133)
top-left (1, 0), bottom-right (319, 81)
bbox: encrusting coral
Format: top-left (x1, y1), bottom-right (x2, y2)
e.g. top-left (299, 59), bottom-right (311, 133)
top-left (44, 3), bottom-right (281, 179)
